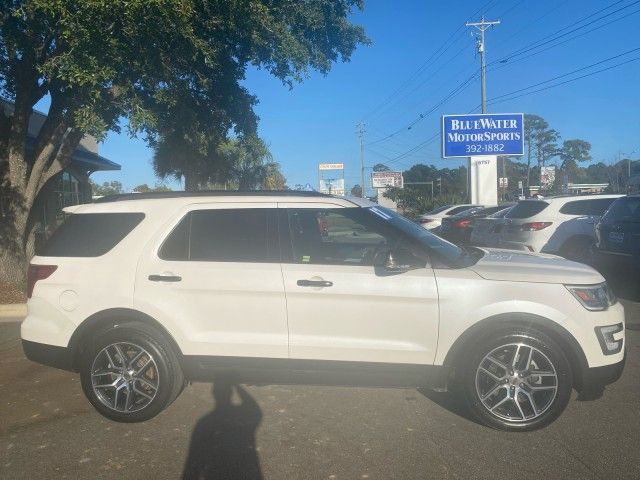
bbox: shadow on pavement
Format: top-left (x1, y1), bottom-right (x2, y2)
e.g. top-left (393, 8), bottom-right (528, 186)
top-left (416, 387), bottom-right (482, 426)
top-left (183, 379), bottom-right (263, 480)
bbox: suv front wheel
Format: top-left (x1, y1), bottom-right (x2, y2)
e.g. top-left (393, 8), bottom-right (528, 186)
top-left (462, 327), bottom-right (572, 431)
top-left (80, 322), bottom-right (184, 422)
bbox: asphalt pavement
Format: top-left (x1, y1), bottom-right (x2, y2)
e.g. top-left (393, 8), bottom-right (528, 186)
top-left (1, 304), bottom-right (639, 480)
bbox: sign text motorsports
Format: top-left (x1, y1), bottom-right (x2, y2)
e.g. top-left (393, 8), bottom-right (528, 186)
top-left (442, 113), bottom-right (524, 158)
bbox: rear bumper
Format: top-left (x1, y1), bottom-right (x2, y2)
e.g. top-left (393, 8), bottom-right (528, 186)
top-left (22, 340), bottom-right (75, 372)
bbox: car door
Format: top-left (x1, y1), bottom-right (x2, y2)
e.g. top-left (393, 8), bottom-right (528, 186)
top-left (278, 203), bottom-right (440, 367)
top-left (135, 203), bottom-right (288, 360)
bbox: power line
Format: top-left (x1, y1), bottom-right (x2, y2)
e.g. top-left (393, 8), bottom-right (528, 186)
top-left (366, 69), bottom-right (479, 146)
top-left (360, 0), bottom-right (499, 122)
top-left (486, 49), bottom-right (640, 106)
top-left (490, 0), bottom-right (639, 66)
top-left (488, 5), bottom-right (640, 73)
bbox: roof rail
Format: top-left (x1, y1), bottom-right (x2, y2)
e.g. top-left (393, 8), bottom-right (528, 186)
top-left (93, 190), bottom-right (331, 203)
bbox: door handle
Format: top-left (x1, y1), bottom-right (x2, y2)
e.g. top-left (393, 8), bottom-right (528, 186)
top-left (148, 274), bottom-right (182, 282)
top-left (297, 279), bottom-right (333, 287)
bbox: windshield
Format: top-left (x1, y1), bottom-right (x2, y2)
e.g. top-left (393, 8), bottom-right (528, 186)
top-left (367, 206), bottom-right (480, 266)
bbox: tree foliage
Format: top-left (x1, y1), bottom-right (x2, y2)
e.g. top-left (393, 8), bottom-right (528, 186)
top-left (0, 0), bottom-right (368, 281)
top-left (90, 180), bottom-right (123, 197)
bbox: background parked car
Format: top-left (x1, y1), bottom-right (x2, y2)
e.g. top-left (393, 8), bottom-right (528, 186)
top-left (440, 205), bottom-right (512, 244)
top-left (593, 194), bottom-right (640, 276)
top-left (495, 195), bottom-right (622, 261)
top-left (417, 204), bottom-right (479, 231)
top-left (469, 205), bottom-right (515, 247)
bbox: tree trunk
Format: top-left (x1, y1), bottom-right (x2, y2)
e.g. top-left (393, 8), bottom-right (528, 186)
top-left (0, 206), bottom-right (29, 284)
top-left (184, 171), bottom-right (199, 191)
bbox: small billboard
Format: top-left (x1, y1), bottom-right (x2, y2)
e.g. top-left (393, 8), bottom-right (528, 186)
top-left (318, 163), bottom-right (344, 170)
top-left (371, 171), bottom-right (403, 189)
top-left (442, 113), bottom-right (524, 158)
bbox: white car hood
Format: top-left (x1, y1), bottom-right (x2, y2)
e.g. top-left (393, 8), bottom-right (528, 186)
top-left (469, 248), bottom-right (604, 284)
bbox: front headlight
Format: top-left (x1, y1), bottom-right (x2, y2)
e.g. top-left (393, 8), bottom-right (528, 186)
top-left (565, 282), bottom-right (617, 311)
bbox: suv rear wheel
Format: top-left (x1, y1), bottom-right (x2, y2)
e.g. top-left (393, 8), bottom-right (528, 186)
top-left (80, 322), bottom-right (184, 422)
top-left (461, 327), bottom-right (572, 431)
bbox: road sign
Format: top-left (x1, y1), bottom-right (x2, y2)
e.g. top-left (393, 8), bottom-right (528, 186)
top-left (540, 166), bottom-right (556, 187)
top-left (442, 113), bottom-right (524, 158)
top-left (371, 171), bottom-right (403, 188)
top-left (318, 163), bottom-right (344, 170)
top-left (518, 180), bottom-right (523, 189)
top-left (498, 177), bottom-right (508, 188)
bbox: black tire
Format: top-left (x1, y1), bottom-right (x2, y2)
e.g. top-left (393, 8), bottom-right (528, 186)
top-left (560, 236), bottom-right (594, 262)
top-left (80, 322), bottom-right (184, 422)
top-left (461, 326), bottom-right (572, 431)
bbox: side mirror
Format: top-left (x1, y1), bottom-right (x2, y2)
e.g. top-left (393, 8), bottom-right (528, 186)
top-left (374, 248), bottom-right (419, 275)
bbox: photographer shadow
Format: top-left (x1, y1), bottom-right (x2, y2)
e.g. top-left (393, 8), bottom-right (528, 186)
top-left (183, 380), bottom-right (263, 480)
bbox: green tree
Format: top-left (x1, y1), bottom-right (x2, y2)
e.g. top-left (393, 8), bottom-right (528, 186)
top-left (0, 0), bottom-right (368, 282)
top-left (261, 162), bottom-right (288, 191)
top-left (350, 184), bottom-right (363, 197)
top-left (90, 180), bottom-right (123, 197)
top-left (372, 163), bottom-right (390, 172)
top-left (559, 139), bottom-right (592, 180)
top-left (132, 183), bottom-right (171, 193)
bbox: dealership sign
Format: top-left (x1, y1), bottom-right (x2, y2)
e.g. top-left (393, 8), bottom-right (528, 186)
top-left (318, 163), bottom-right (344, 170)
top-left (371, 171), bottom-right (403, 188)
top-left (442, 113), bottom-right (524, 158)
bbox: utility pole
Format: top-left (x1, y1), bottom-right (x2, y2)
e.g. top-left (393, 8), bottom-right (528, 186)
top-left (466, 16), bottom-right (500, 113)
top-left (356, 122), bottom-right (366, 198)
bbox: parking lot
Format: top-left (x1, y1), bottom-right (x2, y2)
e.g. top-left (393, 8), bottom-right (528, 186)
top-left (0, 298), bottom-right (638, 480)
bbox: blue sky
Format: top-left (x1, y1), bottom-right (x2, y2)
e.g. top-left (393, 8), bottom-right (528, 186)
top-left (81, 0), bottom-right (640, 193)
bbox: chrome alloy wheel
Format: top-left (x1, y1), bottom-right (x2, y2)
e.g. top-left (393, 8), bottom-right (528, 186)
top-left (475, 342), bottom-right (558, 423)
top-left (91, 342), bottom-right (159, 413)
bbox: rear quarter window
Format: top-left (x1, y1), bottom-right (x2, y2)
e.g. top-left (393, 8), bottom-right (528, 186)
top-left (505, 201), bottom-right (549, 219)
top-left (38, 213), bottom-right (144, 257)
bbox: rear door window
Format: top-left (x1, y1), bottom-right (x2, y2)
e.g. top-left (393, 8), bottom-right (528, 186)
top-left (38, 213), bottom-right (144, 257)
top-left (159, 208), bottom-right (278, 262)
top-left (505, 201), bottom-right (549, 219)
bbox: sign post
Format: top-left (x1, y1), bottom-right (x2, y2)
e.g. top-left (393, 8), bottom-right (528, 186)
top-left (442, 113), bottom-right (524, 205)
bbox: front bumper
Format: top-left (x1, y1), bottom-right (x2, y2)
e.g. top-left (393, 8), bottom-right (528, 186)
top-left (582, 353), bottom-right (625, 386)
top-left (577, 352), bottom-right (625, 399)
top-left (22, 340), bottom-right (75, 372)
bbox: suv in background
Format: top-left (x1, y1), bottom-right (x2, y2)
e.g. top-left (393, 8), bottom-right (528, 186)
top-left (22, 191), bottom-right (624, 431)
top-left (440, 205), bottom-right (512, 245)
top-left (418, 204), bottom-right (479, 231)
top-left (496, 195), bottom-right (622, 261)
top-left (593, 195), bottom-right (640, 275)
top-left (470, 205), bottom-right (514, 247)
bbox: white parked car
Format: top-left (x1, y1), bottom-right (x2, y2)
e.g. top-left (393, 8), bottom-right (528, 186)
top-left (496, 195), bottom-right (623, 261)
top-left (417, 204), bottom-right (479, 230)
top-left (22, 192), bottom-right (624, 431)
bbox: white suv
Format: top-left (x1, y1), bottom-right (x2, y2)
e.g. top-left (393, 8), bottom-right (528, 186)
top-left (22, 192), bottom-right (625, 431)
top-left (496, 195), bottom-right (622, 260)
